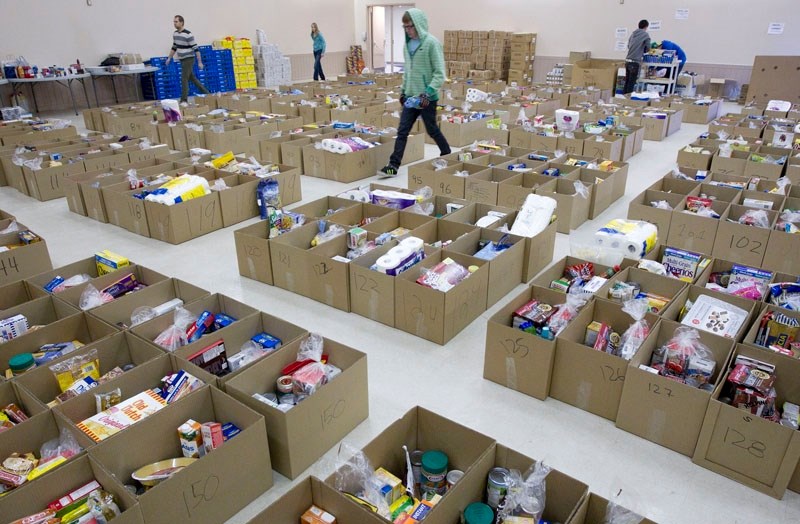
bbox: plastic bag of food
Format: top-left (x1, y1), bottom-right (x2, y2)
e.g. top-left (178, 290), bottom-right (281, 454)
top-left (618, 298), bottom-right (651, 360)
top-left (49, 349), bottom-right (101, 392)
top-left (52, 273), bottom-right (91, 293)
top-left (737, 209), bottom-right (770, 228)
top-left (650, 200), bottom-right (673, 210)
top-left (651, 326), bottom-right (714, 385)
top-left (153, 307), bottom-right (196, 352)
top-left (39, 428), bottom-right (81, 465)
top-left (79, 284), bottom-right (114, 311)
top-left (497, 461), bottom-right (551, 523)
top-left (333, 442), bottom-right (391, 518)
top-left (574, 181), bottom-right (589, 199)
top-left (549, 289), bottom-right (589, 336)
top-left (310, 222), bottom-right (345, 247)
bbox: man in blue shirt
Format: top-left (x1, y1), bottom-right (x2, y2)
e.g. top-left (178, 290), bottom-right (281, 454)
top-left (654, 40), bottom-right (687, 76)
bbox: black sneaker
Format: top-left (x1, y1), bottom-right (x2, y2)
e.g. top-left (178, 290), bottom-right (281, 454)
top-left (378, 165), bottom-right (398, 178)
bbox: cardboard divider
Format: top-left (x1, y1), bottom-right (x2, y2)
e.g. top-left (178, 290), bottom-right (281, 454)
top-left (552, 300), bottom-right (660, 421)
top-left (567, 493), bottom-right (656, 524)
top-left (0, 312), bottom-right (119, 372)
top-left (394, 251), bottom-right (490, 344)
top-left (444, 228), bottom-right (525, 305)
top-left (24, 256), bottom-right (117, 294)
top-left (666, 199), bottom-right (730, 255)
top-left (328, 202), bottom-right (397, 229)
top-left (496, 171), bottom-right (560, 210)
top-left (0, 454), bottom-right (144, 524)
top-left (289, 195), bottom-right (360, 221)
top-left (88, 386), bottom-right (273, 524)
top-left (616, 319), bottom-right (735, 456)
top-left (449, 444), bottom-right (588, 524)
top-left (484, 285), bottom-right (576, 400)
top-left (14, 331), bottom-right (166, 408)
top-left (362, 211), bottom-right (436, 238)
top-left (225, 336), bottom-right (369, 479)
top-left (322, 406), bottom-right (495, 524)
top-left (647, 176), bottom-right (700, 196)
top-left (435, 163), bottom-right (492, 199)
top-left (129, 293), bottom-right (260, 355)
top-left (464, 168), bottom-right (522, 205)
top-left (0, 294), bottom-right (80, 339)
top-left (443, 202), bottom-right (517, 231)
top-left (661, 285), bottom-right (758, 343)
top-left (692, 344), bottom-right (800, 499)
top-left (536, 177), bottom-right (593, 233)
top-left (53, 265), bottom-right (170, 312)
top-left (740, 189), bottom-right (785, 212)
top-left (597, 267), bottom-right (688, 316)
top-left (88, 278), bottom-right (209, 330)
top-left (627, 188), bottom-right (689, 240)
top-left (0, 378), bottom-right (48, 424)
top-left (0, 278), bottom-right (43, 313)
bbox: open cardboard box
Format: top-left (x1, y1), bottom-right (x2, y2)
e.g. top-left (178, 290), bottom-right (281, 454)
top-left (497, 172), bottom-right (561, 210)
top-left (444, 228), bottom-right (525, 306)
top-left (552, 300), bottom-right (660, 420)
top-left (711, 149), bottom-right (751, 177)
top-left (328, 202), bottom-right (397, 230)
top-left (213, 173), bottom-right (259, 228)
top-left (0, 454), bottom-right (144, 524)
top-left (323, 406), bottom-right (495, 524)
top-left (531, 255), bottom-right (621, 292)
top-left (24, 255), bottom-right (126, 294)
top-left (536, 178), bottom-right (593, 233)
top-left (88, 278), bottom-right (209, 330)
top-left (447, 444), bottom-right (588, 524)
top-left (443, 202), bottom-right (517, 232)
top-left (225, 335), bottom-right (368, 479)
top-left (627, 188), bottom-right (689, 240)
top-left (88, 386), bottom-right (273, 524)
top-left (484, 285), bottom-right (579, 400)
top-left (692, 344), bottom-right (800, 499)
top-left (567, 493), bottom-right (656, 524)
top-left (0, 378), bottom-right (48, 426)
top-left (464, 168), bottom-right (522, 206)
top-left (0, 226), bottom-right (52, 286)
top-left (639, 244), bottom-right (712, 285)
top-left (677, 142), bottom-right (717, 171)
top-left (144, 174), bottom-right (225, 245)
top-left (661, 285), bottom-right (758, 343)
top-left (666, 199), bottom-right (730, 255)
top-left (0, 294), bottom-right (80, 342)
top-left (21, 157), bottom-right (86, 201)
top-left (63, 167), bottom-right (128, 217)
top-left (394, 251), bottom-right (490, 344)
top-left (234, 220), bottom-right (277, 285)
top-left (289, 195), bottom-right (359, 221)
top-left (246, 475), bottom-right (384, 523)
top-left (14, 331), bottom-right (165, 408)
top-left (52, 264), bottom-right (170, 312)
top-left (616, 319), bottom-right (734, 456)
top-left (597, 267), bottom-right (688, 316)
top-left (362, 209), bottom-right (436, 239)
top-left (0, 279), bottom-right (48, 313)
top-left (0, 312), bottom-right (119, 373)
top-left (712, 205), bottom-right (777, 268)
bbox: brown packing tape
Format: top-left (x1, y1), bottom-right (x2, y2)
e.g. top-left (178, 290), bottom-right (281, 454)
top-left (505, 356), bottom-right (518, 390)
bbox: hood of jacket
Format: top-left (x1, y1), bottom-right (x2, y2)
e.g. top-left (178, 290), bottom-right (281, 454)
top-left (404, 8), bottom-right (430, 44)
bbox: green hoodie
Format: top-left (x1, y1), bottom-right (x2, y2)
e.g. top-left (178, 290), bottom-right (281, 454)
top-left (402, 8), bottom-right (445, 101)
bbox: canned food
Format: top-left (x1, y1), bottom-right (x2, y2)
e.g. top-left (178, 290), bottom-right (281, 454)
top-left (486, 467), bottom-right (510, 509)
top-left (446, 469), bottom-right (463, 490)
top-left (410, 449), bottom-right (424, 486)
top-left (276, 375), bottom-right (293, 393)
top-left (463, 502), bottom-right (493, 524)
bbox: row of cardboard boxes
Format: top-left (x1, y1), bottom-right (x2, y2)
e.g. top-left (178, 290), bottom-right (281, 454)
top-left (0, 121), bottom-right (85, 187)
top-left (568, 94), bottom-right (724, 125)
top-left (627, 173), bottom-right (800, 275)
top-left (676, 134), bottom-right (800, 181)
top-left (707, 113), bottom-right (800, 141)
top-left (235, 193), bottom-right (558, 345)
top-left (482, 250), bottom-right (800, 499)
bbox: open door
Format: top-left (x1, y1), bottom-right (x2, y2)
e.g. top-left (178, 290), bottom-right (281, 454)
top-left (367, 4), bottom-right (414, 74)
top-left (368, 6), bottom-right (386, 72)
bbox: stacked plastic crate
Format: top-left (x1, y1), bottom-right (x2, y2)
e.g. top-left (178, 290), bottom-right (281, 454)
top-left (215, 37), bottom-right (257, 89)
top-left (142, 48), bottom-right (235, 100)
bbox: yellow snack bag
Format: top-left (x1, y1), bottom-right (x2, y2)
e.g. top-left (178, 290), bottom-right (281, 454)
top-left (49, 349), bottom-right (101, 392)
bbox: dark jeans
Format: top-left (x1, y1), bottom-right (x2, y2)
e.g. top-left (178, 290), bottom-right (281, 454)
top-left (313, 50), bottom-right (325, 81)
top-left (389, 102), bottom-right (450, 168)
top-left (180, 56), bottom-right (210, 102)
top-left (623, 61), bottom-right (640, 94)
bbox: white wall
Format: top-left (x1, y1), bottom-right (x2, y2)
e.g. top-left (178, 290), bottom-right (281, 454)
top-left (354, 0), bottom-right (800, 66)
top-left (0, 0), bottom-right (354, 66)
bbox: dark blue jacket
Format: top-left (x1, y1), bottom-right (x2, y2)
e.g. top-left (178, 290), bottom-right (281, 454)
top-left (661, 40), bottom-right (686, 63)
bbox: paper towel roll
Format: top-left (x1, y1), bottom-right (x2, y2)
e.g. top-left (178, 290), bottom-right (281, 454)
top-left (595, 219), bottom-right (657, 258)
top-left (400, 236), bottom-right (424, 253)
top-left (375, 254), bottom-right (400, 274)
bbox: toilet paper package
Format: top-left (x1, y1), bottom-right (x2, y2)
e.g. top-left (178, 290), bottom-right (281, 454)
top-left (371, 189), bottom-right (418, 210)
top-left (555, 109), bottom-right (580, 132)
top-left (372, 236), bottom-right (425, 276)
top-left (510, 194), bottom-right (557, 238)
top-left (595, 219), bottom-right (657, 259)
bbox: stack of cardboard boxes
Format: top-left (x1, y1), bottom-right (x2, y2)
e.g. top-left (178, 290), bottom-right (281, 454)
top-left (444, 29), bottom-right (513, 81)
top-left (253, 43), bottom-right (292, 88)
top-left (508, 33), bottom-right (536, 85)
top-left (565, 51), bottom-right (591, 86)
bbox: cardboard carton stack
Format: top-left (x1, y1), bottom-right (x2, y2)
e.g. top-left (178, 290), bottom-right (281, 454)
top-left (508, 33), bottom-right (536, 85)
top-left (253, 44), bottom-right (292, 88)
top-left (444, 29), bottom-right (513, 81)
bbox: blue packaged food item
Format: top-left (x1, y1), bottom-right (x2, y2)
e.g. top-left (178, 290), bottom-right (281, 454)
top-left (44, 276), bottom-right (65, 293)
top-left (256, 178), bottom-right (281, 221)
top-left (187, 311), bottom-right (215, 343)
top-left (222, 422), bottom-right (241, 441)
top-left (543, 168), bottom-right (560, 177)
top-left (252, 332), bottom-right (282, 350)
top-left (213, 313), bottom-right (237, 331)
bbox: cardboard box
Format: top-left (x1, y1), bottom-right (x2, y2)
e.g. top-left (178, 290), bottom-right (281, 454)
top-left (484, 285), bottom-right (576, 400)
top-left (464, 168), bottom-right (522, 205)
top-left (571, 59), bottom-right (625, 90)
top-left (88, 386), bottom-right (273, 524)
top-left (692, 344), bottom-right (800, 498)
top-left (536, 178), bottom-right (593, 233)
top-left (247, 476), bottom-right (384, 524)
top-left (144, 184), bottom-right (224, 245)
top-left (89, 278), bottom-right (209, 330)
top-left (394, 251), bottom-right (489, 344)
top-left (0, 378), bottom-right (48, 425)
top-left (0, 279), bottom-right (48, 312)
top-left (552, 300), bottom-right (659, 420)
top-left (712, 205), bottom-right (776, 267)
top-left (711, 149), bottom-right (751, 177)
top-left (616, 319), bottom-right (734, 456)
top-left (21, 157), bottom-right (86, 201)
top-left (234, 220), bottom-right (276, 285)
top-left (662, 285), bottom-right (758, 342)
top-left (677, 143), bottom-right (717, 171)
top-left (568, 493), bottom-right (656, 524)
top-left (323, 406), bottom-right (495, 524)
top-left (763, 217), bottom-right (800, 275)
top-left (52, 264), bottom-right (169, 311)
top-left (666, 199), bottom-right (730, 255)
top-left (0, 228), bottom-right (52, 286)
top-left (744, 152), bottom-right (786, 181)
top-left (497, 171), bottom-right (560, 210)
top-left (0, 454), bottom-right (143, 524)
top-left (225, 336), bottom-right (368, 479)
top-left (627, 188), bottom-right (688, 240)
top-left (599, 267), bottom-right (688, 316)
top-left (0, 294), bottom-right (79, 342)
top-left (24, 255), bottom-right (119, 294)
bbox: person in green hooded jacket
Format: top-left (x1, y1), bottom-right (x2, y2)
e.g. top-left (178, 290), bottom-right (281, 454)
top-left (379, 8), bottom-right (450, 178)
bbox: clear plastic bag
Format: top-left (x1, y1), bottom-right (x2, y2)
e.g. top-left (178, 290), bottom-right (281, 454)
top-left (298, 333), bottom-right (324, 362)
top-left (153, 307), bottom-right (196, 352)
top-left (725, 279), bottom-right (767, 300)
top-left (79, 284), bottom-right (114, 310)
top-left (210, 178), bottom-right (229, 191)
top-left (138, 137), bottom-right (152, 150)
top-left (718, 143), bottom-right (732, 158)
top-left (618, 298), bottom-right (651, 360)
top-left (0, 220), bottom-right (19, 234)
top-left (310, 222), bottom-right (345, 247)
top-left (574, 181), bottom-right (589, 199)
top-left (650, 200), bottom-right (673, 210)
top-left (737, 209), bottom-right (770, 228)
top-left (49, 348), bottom-right (100, 392)
top-left (22, 156), bottom-right (43, 171)
top-left (40, 428), bottom-right (81, 465)
top-left (550, 289), bottom-right (589, 336)
top-left (497, 461), bottom-right (551, 523)
top-left (693, 206), bottom-right (720, 219)
top-left (130, 306), bottom-right (157, 327)
top-left (333, 442), bottom-right (391, 518)
top-left (431, 158), bottom-right (448, 170)
top-left (651, 326), bottom-right (713, 381)
top-left (604, 502), bottom-right (644, 524)
top-left (670, 167), bottom-right (690, 180)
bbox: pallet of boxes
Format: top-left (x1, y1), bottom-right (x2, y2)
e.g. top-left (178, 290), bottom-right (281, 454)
top-left (507, 33), bottom-right (536, 86)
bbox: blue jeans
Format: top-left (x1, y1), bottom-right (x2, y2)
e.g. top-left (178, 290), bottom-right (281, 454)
top-left (313, 50), bottom-right (325, 81)
top-left (389, 102), bottom-right (450, 168)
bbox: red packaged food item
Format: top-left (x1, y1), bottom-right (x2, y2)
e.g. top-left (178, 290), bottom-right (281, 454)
top-left (565, 262), bottom-right (594, 282)
top-left (686, 196), bottom-right (713, 213)
top-left (292, 363), bottom-right (328, 396)
top-left (3, 403), bottom-right (28, 424)
top-left (727, 363), bottom-right (775, 395)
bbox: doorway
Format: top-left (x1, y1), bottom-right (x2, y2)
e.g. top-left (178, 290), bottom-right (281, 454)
top-left (367, 4), bottom-right (414, 73)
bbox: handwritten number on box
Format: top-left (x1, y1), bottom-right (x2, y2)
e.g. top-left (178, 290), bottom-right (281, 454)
top-left (183, 474), bottom-right (220, 518)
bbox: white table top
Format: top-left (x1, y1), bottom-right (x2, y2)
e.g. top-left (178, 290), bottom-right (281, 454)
top-left (89, 67), bottom-right (160, 77)
top-left (0, 79), bottom-right (8, 86)
top-left (9, 73), bottom-right (91, 83)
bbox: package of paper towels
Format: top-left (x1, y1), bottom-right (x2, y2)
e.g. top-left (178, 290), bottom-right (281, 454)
top-left (510, 194), bottom-right (557, 238)
top-left (555, 109), bottom-right (580, 132)
top-left (595, 219), bottom-right (657, 259)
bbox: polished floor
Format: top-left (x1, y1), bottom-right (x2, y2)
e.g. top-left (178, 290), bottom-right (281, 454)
top-left (1, 102), bottom-right (799, 523)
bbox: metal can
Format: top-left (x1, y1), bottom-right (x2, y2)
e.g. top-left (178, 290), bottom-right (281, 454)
top-left (463, 502), bottom-right (494, 524)
top-left (420, 450), bottom-right (448, 497)
top-left (446, 469), bottom-right (464, 491)
top-left (486, 467), bottom-right (510, 509)
top-left (410, 450), bottom-right (424, 486)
